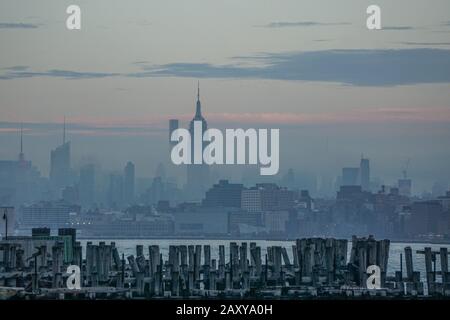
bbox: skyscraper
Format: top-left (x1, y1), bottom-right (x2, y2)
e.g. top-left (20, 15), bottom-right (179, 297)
top-left (107, 173), bottom-right (123, 209)
top-left (398, 178), bottom-right (412, 197)
top-left (202, 180), bottom-right (244, 208)
top-left (398, 159), bottom-right (412, 197)
top-left (360, 157), bottom-right (370, 191)
top-left (124, 161), bottom-right (135, 205)
top-left (50, 118), bottom-right (71, 196)
top-left (79, 164), bottom-right (95, 208)
top-left (169, 119), bottom-right (179, 146)
top-left (186, 82), bottom-right (210, 200)
top-left (342, 167), bottom-right (359, 186)
top-left (6, 124), bottom-right (43, 206)
top-left (18, 123), bottom-right (25, 162)
top-left (168, 119), bottom-right (182, 187)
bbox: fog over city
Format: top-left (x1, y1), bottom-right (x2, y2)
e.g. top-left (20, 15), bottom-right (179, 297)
top-left (1, 0), bottom-right (450, 302)
top-left (0, 0), bottom-right (450, 223)
top-left (1, 0), bottom-right (450, 193)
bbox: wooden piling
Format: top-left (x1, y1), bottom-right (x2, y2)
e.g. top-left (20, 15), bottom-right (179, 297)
top-left (424, 247), bottom-right (435, 295)
top-left (405, 247), bottom-right (414, 280)
top-left (292, 245), bottom-right (299, 268)
top-left (440, 247), bottom-right (448, 283)
top-left (149, 245), bottom-right (160, 275)
top-left (204, 245), bottom-right (211, 267)
top-left (281, 247), bottom-right (291, 267)
top-left (194, 245), bottom-right (201, 281)
top-left (127, 255), bottom-right (139, 277)
top-left (325, 238), bottom-right (335, 283)
top-left (219, 245), bottom-right (225, 268)
top-left (112, 245), bottom-right (121, 270)
top-left (240, 242), bottom-right (248, 273)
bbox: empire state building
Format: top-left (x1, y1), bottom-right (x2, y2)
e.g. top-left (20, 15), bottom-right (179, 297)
top-left (186, 82), bottom-right (210, 200)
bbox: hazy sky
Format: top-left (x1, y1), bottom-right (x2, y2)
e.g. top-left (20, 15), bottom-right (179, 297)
top-left (1, 0), bottom-right (450, 193)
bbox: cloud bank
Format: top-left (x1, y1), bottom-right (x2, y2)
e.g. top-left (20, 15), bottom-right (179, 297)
top-left (137, 49), bottom-right (450, 86)
top-left (2, 49), bottom-right (450, 86)
top-left (382, 26), bottom-right (414, 30)
top-left (259, 21), bottom-right (351, 28)
top-left (0, 22), bottom-right (39, 29)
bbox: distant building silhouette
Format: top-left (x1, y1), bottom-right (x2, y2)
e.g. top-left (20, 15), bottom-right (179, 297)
top-left (50, 118), bottom-right (71, 196)
top-left (360, 157), bottom-right (370, 191)
top-left (398, 178), bottom-right (412, 197)
top-left (79, 164), bottom-right (95, 208)
top-left (0, 124), bottom-right (42, 206)
top-left (22, 200), bottom-right (79, 229)
top-left (186, 82), bottom-right (210, 200)
top-left (281, 168), bottom-right (295, 189)
top-left (337, 185), bottom-right (366, 202)
top-left (241, 183), bottom-right (294, 212)
top-left (398, 159), bottom-right (412, 197)
top-left (202, 180), bottom-right (244, 207)
top-left (155, 163), bottom-right (166, 181)
top-left (408, 200), bottom-right (444, 236)
top-left (342, 167), bottom-right (359, 186)
top-left (107, 173), bottom-right (123, 209)
top-left (124, 162), bottom-right (135, 205)
top-left (62, 185), bottom-right (78, 204)
top-left (169, 119), bottom-right (179, 146)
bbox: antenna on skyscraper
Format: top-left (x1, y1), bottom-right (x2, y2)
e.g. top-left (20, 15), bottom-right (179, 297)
top-left (194, 80), bottom-right (203, 118)
top-left (19, 122), bottom-right (25, 161)
top-left (63, 116), bottom-right (66, 145)
top-left (20, 123), bottom-right (23, 154)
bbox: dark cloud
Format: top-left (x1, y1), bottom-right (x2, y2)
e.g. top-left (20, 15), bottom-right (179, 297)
top-left (44, 70), bottom-right (119, 79)
top-left (0, 121), bottom-right (165, 136)
top-left (258, 21), bottom-right (351, 28)
top-left (2, 49), bottom-right (450, 87)
top-left (382, 26), bottom-right (414, 30)
top-left (0, 69), bottom-right (119, 80)
top-left (132, 49), bottom-right (450, 86)
top-left (130, 63), bottom-right (244, 79)
top-left (401, 42), bottom-right (450, 46)
top-left (132, 61), bottom-right (151, 65)
top-left (0, 22), bottom-right (38, 29)
top-left (3, 66), bottom-right (29, 71)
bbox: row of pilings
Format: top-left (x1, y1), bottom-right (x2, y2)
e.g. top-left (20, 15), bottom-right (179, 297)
top-left (1, 236), bottom-right (450, 299)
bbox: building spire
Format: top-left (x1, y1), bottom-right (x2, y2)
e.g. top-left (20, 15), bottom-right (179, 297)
top-left (20, 123), bottom-right (23, 154)
top-left (63, 116), bottom-right (66, 145)
top-left (19, 123), bottom-right (25, 161)
top-left (195, 81), bottom-right (202, 118)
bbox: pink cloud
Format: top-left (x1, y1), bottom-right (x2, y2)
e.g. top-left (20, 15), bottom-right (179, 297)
top-left (204, 107), bottom-right (450, 125)
top-left (3, 107), bottom-right (449, 138)
top-left (0, 127), bottom-right (33, 133)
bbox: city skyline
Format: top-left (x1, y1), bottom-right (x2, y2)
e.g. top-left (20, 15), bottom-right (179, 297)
top-left (0, 95), bottom-right (445, 200)
top-left (0, 85), bottom-right (448, 195)
top-left (1, 0), bottom-right (450, 192)
top-left (0, 0), bottom-right (450, 192)
top-left (2, 0), bottom-right (450, 305)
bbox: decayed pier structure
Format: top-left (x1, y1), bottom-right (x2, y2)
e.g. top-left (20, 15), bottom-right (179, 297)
top-left (1, 230), bottom-right (450, 299)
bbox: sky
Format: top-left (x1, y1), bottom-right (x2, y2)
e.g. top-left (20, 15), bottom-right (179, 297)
top-left (1, 0), bottom-right (450, 193)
